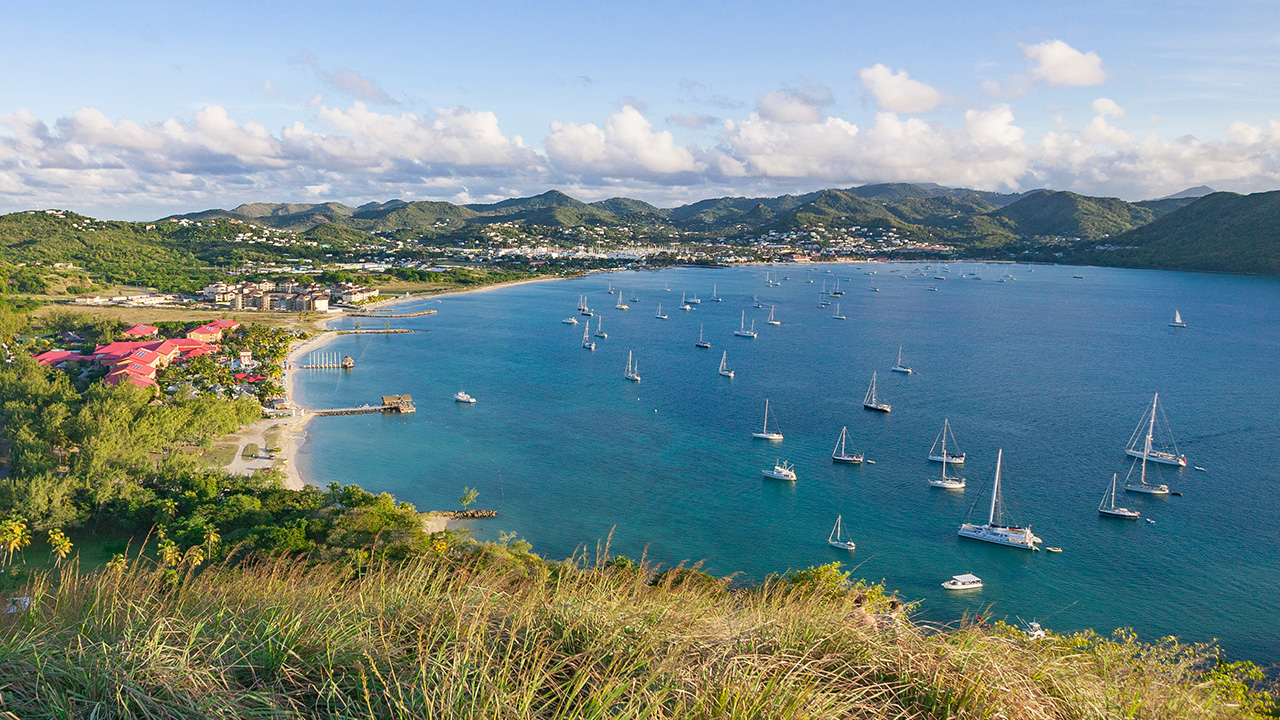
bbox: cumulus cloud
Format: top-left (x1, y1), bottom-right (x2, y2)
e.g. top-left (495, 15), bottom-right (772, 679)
top-left (1022, 40), bottom-right (1108, 87)
top-left (300, 51), bottom-right (397, 105)
top-left (755, 84), bottom-right (834, 124)
top-left (857, 64), bottom-right (943, 114)
top-left (545, 105), bottom-right (702, 177)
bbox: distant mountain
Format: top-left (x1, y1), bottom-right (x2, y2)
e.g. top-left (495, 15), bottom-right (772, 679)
top-left (993, 190), bottom-right (1154, 239)
top-left (1161, 185), bottom-right (1217, 200)
top-left (1096, 191), bottom-right (1280, 275)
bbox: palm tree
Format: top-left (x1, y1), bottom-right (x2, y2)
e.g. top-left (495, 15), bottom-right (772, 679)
top-left (459, 487), bottom-right (478, 511)
top-left (1, 518), bottom-right (32, 567)
top-left (47, 529), bottom-right (73, 566)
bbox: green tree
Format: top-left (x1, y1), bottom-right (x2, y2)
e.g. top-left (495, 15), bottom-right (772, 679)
top-left (459, 487), bottom-right (478, 510)
top-left (47, 528), bottom-right (73, 565)
top-left (1, 517), bottom-right (32, 566)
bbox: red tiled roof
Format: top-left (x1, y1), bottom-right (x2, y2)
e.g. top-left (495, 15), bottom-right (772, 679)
top-left (121, 324), bottom-right (159, 337)
top-left (207, 319), bottom-right (240, 329)
top-left (103, 371), bottom-right (156, 388)
top-left (182, 345), bottom-right (216, 359)
top-left (33, 350), bottom-right (87, 366)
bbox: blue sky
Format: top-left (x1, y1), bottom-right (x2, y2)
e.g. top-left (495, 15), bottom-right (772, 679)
top-left (2, 0), bottom-right (1278, 218)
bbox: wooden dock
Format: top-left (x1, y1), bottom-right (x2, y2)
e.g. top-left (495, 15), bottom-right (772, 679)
top-left (312, 394), bottom-right (415, 416)
top-left (347, 309), bottom-right (438, 318)
top-left (296, 352), bottom-right (355, 370)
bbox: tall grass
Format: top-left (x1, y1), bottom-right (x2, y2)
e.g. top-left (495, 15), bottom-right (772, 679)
top-left (0, 547), bottom-right (1270, 719)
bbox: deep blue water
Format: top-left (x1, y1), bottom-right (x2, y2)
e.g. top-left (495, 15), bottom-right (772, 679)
top-left (293, 263), bottom-right (1280, 661)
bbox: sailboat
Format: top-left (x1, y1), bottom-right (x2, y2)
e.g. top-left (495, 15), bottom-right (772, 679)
top-left (958, 450), bottom-right (1041, 550)
top-left (690, 292), bottom-right (701, 305)
top-left (654, 303), bottom-right (668, 320)
top-left (711, 283), bottom-right (722, 302)
top-left (752, 295), bottom-right (764, 308)
top-left (718, 351), bottom-right (734, 378)
top-left (594, 317), bottom-right (607, 338)
top-left (695, 325), bottom-right (712, 348)
top-left (664, 283), bottom-right (670, 292)
top-left (680, 292), bottom-right (692, 311)
top-left (863, 372), bottom-right (890, 412)
top-left (928, 420), bottom-right (965, 464)
top-left (631, 290), bottom-right (640, 302)
top-left (891, 346), bottom-right (913, 374)
top-left (1124, 426), bottom-right (1170, 495)
top-left (766, 306), bottom-right (780, 325)
top-left (624, 351), bottom-right (641, 382)
top-left (615, 294), bottom-right (629, 310)
top-left (831, 426), bottom-right (863, 464)
top-left (828, 515), bottom-right (856, 550)
top-left (581, 323), bottom-right (595, 351)
top-left (928, 432), bottom-right (966, 489)
top-left (830, 278), bottom-right (844, 297)
top-left (1098, 473), bottom-right (1141, 518)
top-left (752, 399), bottom-right (783, 440)
top-left (832, 302), bottom-right (846, 320)
top-left (734, 311), bottom-right (757, 338)
top-left (762, 459), bottom-right (796, 481)
top-left (1124, 393), bottom-right (1187, 466)
top-left (817, 292), bottom-right (829, 308)
top-left (1169, 310), bottom-right (1185, 328)
top-left (578, 295), bottom-right (594, 316)
top-left (606, 282), bottom-right (614, 294)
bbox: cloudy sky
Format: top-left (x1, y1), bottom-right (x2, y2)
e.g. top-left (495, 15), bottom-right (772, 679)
top-left (2, 0), bottom-right (1279, 218)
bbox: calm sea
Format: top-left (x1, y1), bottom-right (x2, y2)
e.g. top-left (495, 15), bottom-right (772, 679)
top-left (293, 263), bottom-right (1280, 661)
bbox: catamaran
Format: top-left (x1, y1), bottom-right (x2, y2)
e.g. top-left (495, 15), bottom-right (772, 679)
top-left (1169, 310), bottom-right (1185, 328)
top-left (832, 302), bottom-right (846, 320)
top-left (828, 515), bottom-right (856, 550)
top-left (1098, 473), bottom-right (1141, 518)
top-left (863, 372), bottom-right (890, 412)
top-left (718, 351), bottom-right (734, 378)
top-left (654, 303), bottom-right (668, 320)
top-left (711, 283), bottom-right (722, 302)
top-left (624, 351), bottom-right (641, 382)
top-left (928, 419), bottom-right (965, 464)
top-left (734, 311), bottom-right (757, 338)
top-left (891, 346), bottom-right (913, 374)
top-left (695, 325), bottom-right (711, 348)
top-left (594, 317), bottom-right (607, 338)
top-left (1124, 393), bottom-right (1187, 467)
top-left (830, 278), bottom-right (844, 296)
top-left (752, 399), bottom-right (783, 440)
top-left (958, 450), bottom-right (1041, 550)
top-left (766, 306), bottom-right (780, 325)
top-left (581, 323), bottom-right (595, 351)
top-left (831, 426), bottom-right (863, 464)
top-left (762, 459), bottom-right (796, 481)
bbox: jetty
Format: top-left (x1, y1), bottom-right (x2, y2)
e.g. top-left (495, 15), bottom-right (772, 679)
top-left (336, 328), bottom-right (414, 335)
top-left (297, 353), bottom-right (355, 370)
top-left (346, 309), bottom-right (438, 318)
top-left (313, 394), bottom-right (416, 416)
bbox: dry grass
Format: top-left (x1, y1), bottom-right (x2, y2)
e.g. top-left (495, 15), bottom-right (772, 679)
top-left (0, 549), bottom-right (1269, 719)
top-left (31, 303), bottom-right (319, 330)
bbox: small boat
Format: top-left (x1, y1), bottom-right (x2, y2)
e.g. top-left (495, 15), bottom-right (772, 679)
top-left (453, 390), bottom-right (476, 404)
top-left (1022, 620), bottom-right (1047, 639)
top-left (631, 292), bottom-right (640, 302)
top-left (762, 459), bottom-right (797, 481)
top-left (1046, 547), bottom-right (1062, 553)
top-left (934, 276), bottom-right (946, 281)
top-left (718, 351), bottom-right (734, 378)
top-left (664, 283), bottom-right (670, 292)
top-left (654, 303), bottom-right (668, 320)
top-left (581, 323), bottom-right (595, 351)
top-left (562, 317), bottom-right (579, 325)
top-left (1098, 473), bottom-right (1141, 518)
top-left (941, 573), bottom-right (982, 591)
top-left (594, 317), bottom-right (607, 339)
top-left (624, 351), bottom-right (641, 382)
top-left (1073, 275), bottom-right (1084, 279)
top-left (1124, 393), bottom-right (1187, 467)
top-left (690, 293), bottom-right (701, 305)
top-left (752, 295), bottom-right (764, 308)
top-left (1194, 466), bottom-right (1207, 472)
top-left (928, 287), bottom-right (939, 292)
top-left (1146, 518), bottom-right (1156, 524)
top-left (958, 450), bottom-right (1042, 550)
top-left (868, 287), bottom-right (879, 292)
top-left (891, 346), bottom-right (912, 374)
top-left (752, 398), bottom-right (783, 440)
top-left (1169, 310), bottom-right (1185, 328)
top-left (832, 302), bottom-right (846, 320)
top-left (680, 292), bottom-right (692, 311)
top-left (711, 283), bottom-right (722, 302)
top-left (863, 372), bottom-right (890, 413)
top-left (606, 283), bottom-right (614, 295)
top-left (828, 515), bottom-right (856, 550)
top-left (928, 419), bottom-right (965, 465)
top-left (695, 325), bottom-right (711, 349)
top-left (734, 311), bottom-right (757, 338)
top-left (831, 426), bottom-right (864, 464)
top-left (766, 305), bottom-right (781, 325)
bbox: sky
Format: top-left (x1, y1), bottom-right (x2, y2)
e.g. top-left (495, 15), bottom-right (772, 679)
top-left (2, 0), bottom-right (1279, 219)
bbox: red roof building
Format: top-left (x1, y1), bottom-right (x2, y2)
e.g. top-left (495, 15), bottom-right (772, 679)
top-left (33, 349), bottom-right (88, 366)
top-left (185, 319), bottom-right (240, 343)
top-left (121, 324), bottom-right (159, 338)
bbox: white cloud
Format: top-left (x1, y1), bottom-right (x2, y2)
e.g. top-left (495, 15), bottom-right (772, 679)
top-left (1022, 40), bottom-right (1108, 87)
top-left (299, 51), bottom-right (397, 105)
top-left (754, 85), bottom-right (833, 124)
top-left (857, 64), bottom-right (943, 114)
top-left (545, 105), bottom-right (702, 177)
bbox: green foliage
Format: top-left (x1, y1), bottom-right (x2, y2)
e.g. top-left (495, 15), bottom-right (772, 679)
top-left (993, 190), bottom-right (1156, 239)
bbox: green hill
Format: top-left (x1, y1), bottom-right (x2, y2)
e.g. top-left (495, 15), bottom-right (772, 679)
top-left (1092, 191), bottom-right (1280, 274)
top-left (993, 190), bottom-right (1155, 239)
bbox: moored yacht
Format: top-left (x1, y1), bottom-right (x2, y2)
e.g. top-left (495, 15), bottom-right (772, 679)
top-left (453, 390), bottom-right (476, 404)
top-left (624, 351), bottom-right (641, 382)
top-left (828, 515), bottom-right (856, 550)
top-left (891, 346), bottom-right (913, 374)
top-left (695, 325), bottom-right (711, 348)
top-left (752, 399), bottom-right (783, 440)
top-left (941, 574), bottom-right (983, 591)
top-left (717, 351), bottom-right (734, 378)
top-left (1124, 393), bottom-right (1187, 467)
top-left (862, 372), bottom-right (890, 412)
top-left (734, 311), bottom-right (757, 338)
top-left (831, 426), bottom-right (863, 464)
top-left (928, 419), bottom-right (965, 464)
top-left (654, 303), bottom-right (668, 320)
top-left (762, 459), bottom-right (797, 481)
top-left (957, 450), bottom-right (1041, 550)
top-left (1098, 474), bottom-right (1141, 518)
top-left (766, 305), bottom-right (781, 325)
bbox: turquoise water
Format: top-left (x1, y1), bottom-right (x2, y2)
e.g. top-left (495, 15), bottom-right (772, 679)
top-left (294, 263), bottom-right (1280, 660)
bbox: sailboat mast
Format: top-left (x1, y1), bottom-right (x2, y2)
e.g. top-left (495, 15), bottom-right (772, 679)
top-left (1141, 394), bottom-right (1158, 485)
top-left (762, 400), bottom-right (770, 433)
top-left (989, 449), bottom-right (1003, 524)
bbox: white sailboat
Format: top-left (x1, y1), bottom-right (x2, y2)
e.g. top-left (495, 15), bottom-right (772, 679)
top-left (1169, 310), bottom-right (1185, 328)
top-left (615, 294), bottom-right (629, 310)
top-left (1124, 393), bottom-right (1187, 467)
top-left (830, 278), bottom-right (844, 297)
top-left (832, 302), bottom-right (846, 320)
top-left (1124, 428), bottom-right (1170, 495)
top-left (1098, 473), bottom-right (1141, 518)
top-left (734, 311), bottom-right (757, 338)
top-left (624, 351), bottom-right (641, 382)
top-left (690, 292), bottom-right (701, 305)
top-left (863, 372), bottom-right (890, 412)
top-left (654, 303), bottom-right (668, 320)
top-left (664, 283), bottom-right (670, 292)
top-left (831, 426), bottom-right (863, 464)
top-left (958, 450), bottom-right (1041, 550)
top-left (594, 317), bottom-right (607, 338)
top-left (578, 295), bottom-right (594, 316)
top-left (752, 295), bottom-right (764, 308)
top-left (581, 323), bottom-right (595, 351)
top-left (928, 447), bottom-right (966, 490)
top-left (711, 283), bottom-right (722, 302)
top-left (762, 459), bottom-right (796, 481)
top-left (606, 282), bottom-right (614, 294)
top-left (718, 351), bottom-right (734, 378)
top-left (562, 316), bottom-right (579, 325)
top-left (766, 305), bottom-right (780, 325)
top-left (695, 325), bottom-right (711, 348)
top-left (680, 292), bottom-right (692, 311)
top-left (828, 515), bottom-right (856, 550)
top-left (928, 419), bottom-right (965, 464)
top-left (631, 291), bottom-right (640, 302)
top-left (752, 399), bottom-right (783, 440)
top-left (891, 346), bottom-right (913, 374)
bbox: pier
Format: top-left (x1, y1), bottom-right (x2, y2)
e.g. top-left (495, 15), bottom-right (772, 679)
top-left (336, 328), bottom-right (414, 335)
top-left (296, 352), bottom-right (355, 369)
top-left (346, 309), bottom-right (438, 318)
top-left (312, 394), bottom-right (415, 416)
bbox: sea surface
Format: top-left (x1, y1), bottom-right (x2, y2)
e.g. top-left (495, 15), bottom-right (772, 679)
top-left (293, 262), bottom-right (1280, 660)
